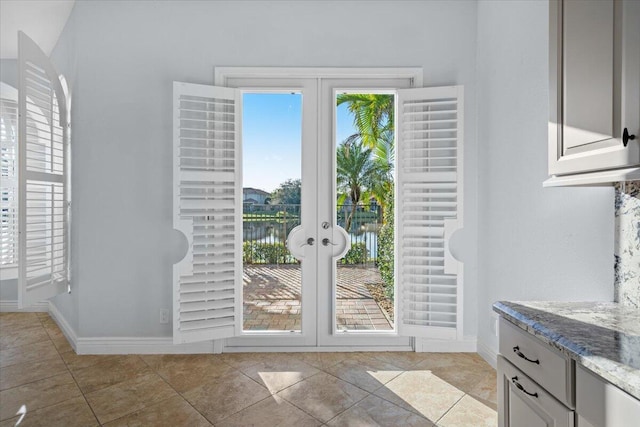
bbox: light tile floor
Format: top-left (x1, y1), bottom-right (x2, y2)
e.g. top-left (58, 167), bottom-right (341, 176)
top-left (0, 312), bottom-right (497, 426)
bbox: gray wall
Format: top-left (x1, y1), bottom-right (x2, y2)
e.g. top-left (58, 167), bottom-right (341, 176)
top-left (475, 0), bottom-right (613, 358)
top-left (0, 59), bottom-right (17, 86)
top-left (50, 0), bottom-right (480, 338)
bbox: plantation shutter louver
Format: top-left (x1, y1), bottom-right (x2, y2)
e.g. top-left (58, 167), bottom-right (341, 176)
top-left (18, 31), bottom-right (70, 308)
top-left (173, 82), bottom-right (241, 344)
top-left (397, 86), bottom-right (464, 340)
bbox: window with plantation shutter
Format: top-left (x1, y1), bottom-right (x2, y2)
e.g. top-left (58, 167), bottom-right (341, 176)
top-left (173, 82), bottom-right (241, 344)
top-left (18, 31), bottom-right (70, 308)
top-left (396, 86), bottom-right (464, 340)
top-left (1, 94), bottom-right (18, 275)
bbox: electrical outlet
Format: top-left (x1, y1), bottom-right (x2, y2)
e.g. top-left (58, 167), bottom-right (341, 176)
top-left (160, 309), bottom-right (169, 324)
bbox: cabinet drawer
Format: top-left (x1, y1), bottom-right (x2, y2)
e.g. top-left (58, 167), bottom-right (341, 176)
top-left (498, 356), bottom-right (574, 427)
top-left (499, 317), bottom-right (574, 408)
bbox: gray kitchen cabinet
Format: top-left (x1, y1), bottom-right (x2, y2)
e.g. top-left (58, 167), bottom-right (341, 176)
top-left (498, 356), bottom-right (574, 427)
top-left (498, 316), bottom-right (640, 426)
top-left (546, 0), bottom-right (640, 186)
top-left (498, 318), bottom-right (575, 427)
top-left (576, 365), bottom-right (640, 427)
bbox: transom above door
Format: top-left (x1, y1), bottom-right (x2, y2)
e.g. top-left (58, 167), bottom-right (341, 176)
top-left (172, 68), bottom-right (465, 352)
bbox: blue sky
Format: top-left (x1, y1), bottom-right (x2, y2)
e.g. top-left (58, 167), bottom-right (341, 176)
top-left (242, 93), bottom-right (355, 193)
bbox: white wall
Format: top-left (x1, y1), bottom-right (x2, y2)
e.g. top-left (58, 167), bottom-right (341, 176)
top-left (475, 0), bottom-right (613, 362)
top-left (50, 0), bottom-right (480, 339)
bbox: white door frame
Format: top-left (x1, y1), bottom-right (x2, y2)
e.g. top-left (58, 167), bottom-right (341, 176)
top-left (217, 68), bottom-right (422, 352)
top-left (215, 67), bottom-right (423, 87)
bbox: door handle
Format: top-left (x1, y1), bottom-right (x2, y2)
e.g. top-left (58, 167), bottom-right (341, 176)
top-left (322, 238), bottom-right (338, 246)
top-left (286, 225), bottom-right (311, 261)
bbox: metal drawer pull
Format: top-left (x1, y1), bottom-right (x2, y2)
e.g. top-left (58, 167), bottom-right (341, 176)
top-left (511, 376), bottom-right (539, 398)
top-left (513, 346), bottom-right (540, 364)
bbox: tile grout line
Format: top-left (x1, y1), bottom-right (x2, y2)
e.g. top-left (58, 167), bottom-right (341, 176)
top-left (352, 370), bottom-right (435, 424)
top-left (264, 370), bottom-right (332, 424)
top-left (434, 392), bottom-right (467, 426)
top-left (215, 360), bottom-right (323, 422)
top-left (135, 354), bottom-right (234, 426)
top-left (0, 353), bottom-right (67, 392)
top-left (40, 313), bottom-right (103, 426)
top-left (0, 314), bottom-right (98, 425)
top-left (89, 356), bottom-right (185, 426)
top-left (275, 368), bottom-right (377, 424)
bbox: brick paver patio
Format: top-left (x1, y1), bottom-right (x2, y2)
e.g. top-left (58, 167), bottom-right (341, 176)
top-left (243, 264), bottom-right (393, 331)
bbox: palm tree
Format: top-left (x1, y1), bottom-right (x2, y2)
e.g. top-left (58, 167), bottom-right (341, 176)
top-left (336, 94), bottom-right (394, 151)
top-left (336, 139), bottom-right (379, 232)
top-left (337, 94), bottom-right (394, 217)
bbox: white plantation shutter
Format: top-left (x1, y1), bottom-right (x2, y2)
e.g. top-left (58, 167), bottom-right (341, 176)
top-left (397, 86), bottom-right (464, 340)
top-left (173, 82), bottom-right (241, 344)
top-left (1, 96), bottom-right (18, 272)
top-left (18, 32), bottom-right (69, 308)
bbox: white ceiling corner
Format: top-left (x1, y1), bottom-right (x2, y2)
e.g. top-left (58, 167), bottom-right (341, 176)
top-left (0, 0), bottom-right (75, 59)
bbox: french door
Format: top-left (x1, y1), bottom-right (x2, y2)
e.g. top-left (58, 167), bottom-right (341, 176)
top-left (222, 76), bottom-right (414, 349)
top-left (316, 78), bottom-right (414, 348)
top-left (173, 69), bottom-right (464, 351)
top-left (227, 78), bottom-right (320, 347)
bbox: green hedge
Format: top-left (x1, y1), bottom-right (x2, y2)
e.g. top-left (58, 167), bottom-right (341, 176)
top-left (243, 241), bottom-right (295, 264)
top-left (339, 242), bottom-right (369, 265)
top-left (377, 191), bottom-right (394, 299)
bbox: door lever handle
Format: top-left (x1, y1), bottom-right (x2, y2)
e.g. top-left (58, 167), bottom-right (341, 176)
top-left (322, 238), bottom-right (338, 246)
top-left (301, 237), bottom-right (314, 247)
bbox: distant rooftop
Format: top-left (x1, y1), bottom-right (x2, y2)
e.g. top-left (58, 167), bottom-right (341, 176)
top-left (243, 187), bottom-right (270, 196)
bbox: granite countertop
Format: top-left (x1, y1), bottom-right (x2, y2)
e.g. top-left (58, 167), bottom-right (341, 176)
top-left (493, 301), bottom-right (640, 400)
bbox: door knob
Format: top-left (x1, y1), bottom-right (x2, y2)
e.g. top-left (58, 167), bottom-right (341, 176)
top-left (305, 237), bottom-right (315, 246)
top-left (623, 128), bottom-right (636, 147)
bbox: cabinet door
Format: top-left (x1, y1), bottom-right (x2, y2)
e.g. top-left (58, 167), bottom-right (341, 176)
top-left (549, 0), bottom-right (640, 176)
top-left (498, 356), bottom-right (574, 427)
top-left (576, 365), bottom-right (640, 427)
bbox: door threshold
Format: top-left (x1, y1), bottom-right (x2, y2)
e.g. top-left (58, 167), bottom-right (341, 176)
top-left (221, 345), bottom-right (414, 353)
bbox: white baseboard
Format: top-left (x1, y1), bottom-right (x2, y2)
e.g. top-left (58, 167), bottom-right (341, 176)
top-left (414, 337), bottom-right (477, 353)
top-left (46, 301), bottom-right (216, 355)
top-left (75, 337), bottom-right (215, 355)
top-left (4, 300), bottom-right (485, 356)
top-left (477, 340), bottom-right (498, 369)
top-left (0, 300), bottom-right (49, 312)
top-left (48, 300), bottom-right (78, 353)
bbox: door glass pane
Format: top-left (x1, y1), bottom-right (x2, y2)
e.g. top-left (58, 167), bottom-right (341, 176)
top-left (242, 93), bottom-right (302, 332)
top-left (335, 93), bottom-right (395, 331)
